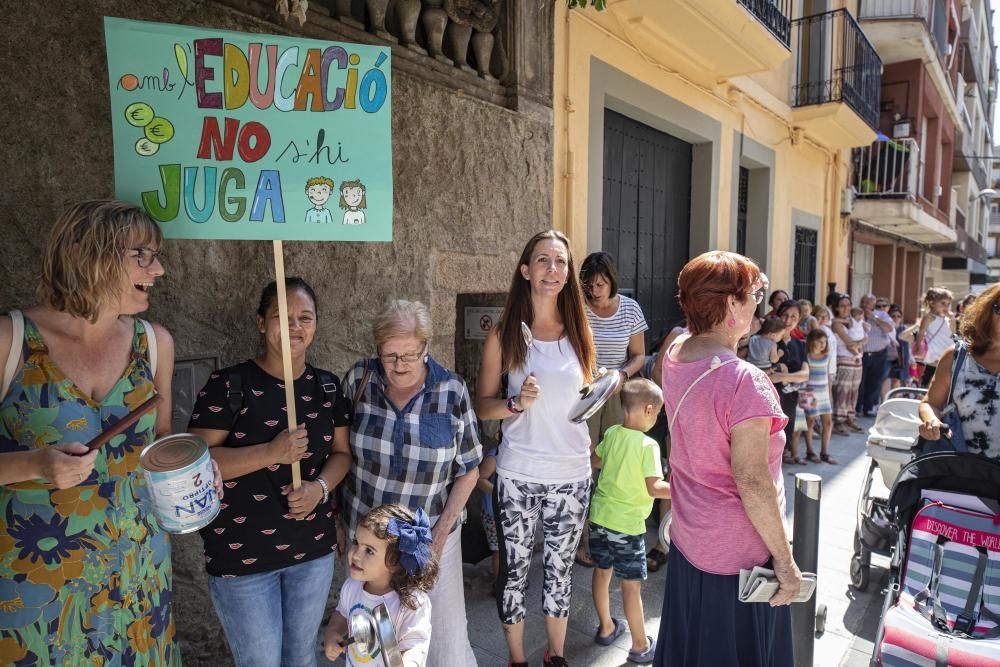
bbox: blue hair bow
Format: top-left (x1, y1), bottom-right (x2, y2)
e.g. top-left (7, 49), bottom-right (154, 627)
top-left (386, 508), bottom-right (433, 576)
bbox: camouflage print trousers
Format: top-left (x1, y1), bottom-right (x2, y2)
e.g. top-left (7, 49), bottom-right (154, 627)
top-left (493, 475), bottom-right (592, 625)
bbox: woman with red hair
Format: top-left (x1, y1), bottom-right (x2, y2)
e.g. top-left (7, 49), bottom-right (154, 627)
top-left (653, 251), bottom-right (800, 667)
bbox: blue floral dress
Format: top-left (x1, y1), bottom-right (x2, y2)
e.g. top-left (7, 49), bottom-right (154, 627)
top-left (0, 315), bottom-right (178, 666)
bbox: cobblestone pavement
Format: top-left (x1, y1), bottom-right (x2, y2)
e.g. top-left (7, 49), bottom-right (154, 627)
top-left (319, 414), bottom-right (893, 666)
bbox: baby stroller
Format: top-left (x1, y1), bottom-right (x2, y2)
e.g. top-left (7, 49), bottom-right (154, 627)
top-left (851, 387), bottom-right (927, 592)
top-left (871, 452), bottom-right (1000, 666)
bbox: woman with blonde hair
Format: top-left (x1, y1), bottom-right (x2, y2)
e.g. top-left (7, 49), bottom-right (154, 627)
top-left (0, 200), bottom-right (181, 664)
top-left (343, 299), bottom-right (482, 665)
top-left (477, 230), bottom-right (596, 667)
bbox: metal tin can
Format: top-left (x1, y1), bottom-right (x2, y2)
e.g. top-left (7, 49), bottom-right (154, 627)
top-left (141, 433), bottom-right (220, 534)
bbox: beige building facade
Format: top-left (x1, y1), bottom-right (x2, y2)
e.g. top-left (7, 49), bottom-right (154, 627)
top-left (553, 0), bottom-right (880, 335)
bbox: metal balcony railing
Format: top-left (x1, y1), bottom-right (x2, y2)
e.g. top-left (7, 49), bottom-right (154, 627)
top-left (852, 138), bottom-right (920, 201)
top-left (858, 0), bottom-right (930, 20)
top-left (792, 9), bottom-right (882, 130)
top-left (960, 40), bottom-right (991, 121)
top-left (737, 0), bottom-right (792, 48)
top-left (858, 0), bottom-right (947, 59)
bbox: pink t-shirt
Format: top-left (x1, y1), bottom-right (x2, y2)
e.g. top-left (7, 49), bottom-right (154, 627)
top-left (661, 343), bottom-right (788, 575)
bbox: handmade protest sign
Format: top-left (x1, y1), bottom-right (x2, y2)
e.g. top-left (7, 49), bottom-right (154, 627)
top-left (106, 18), bottom-right (393, 486)
top-left (105, 17), bottom-right (392, 241)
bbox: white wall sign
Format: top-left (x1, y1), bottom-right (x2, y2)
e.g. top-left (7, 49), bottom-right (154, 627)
top-left (464, 307), bottom-right (504, 340)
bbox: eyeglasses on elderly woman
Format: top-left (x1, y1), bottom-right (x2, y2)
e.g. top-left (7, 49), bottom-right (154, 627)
top-left (378, 345), bottom-right (427, 366)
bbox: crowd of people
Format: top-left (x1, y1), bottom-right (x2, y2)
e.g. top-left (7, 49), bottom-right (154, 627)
top-left (1, 200), bottom-right (998, 667)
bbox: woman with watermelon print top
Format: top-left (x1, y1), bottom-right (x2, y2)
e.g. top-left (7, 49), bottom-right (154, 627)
top-left (189, 277), bottom-right (352, 667)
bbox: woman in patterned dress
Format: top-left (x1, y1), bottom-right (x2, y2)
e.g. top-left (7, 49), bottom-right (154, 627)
top-left (918, 283), bottom-right (1000, 460)
top-left (0, 200), bottom-right (180, 665)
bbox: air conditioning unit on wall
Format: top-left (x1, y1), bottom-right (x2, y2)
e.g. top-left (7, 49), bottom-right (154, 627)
top-left (840, 187), bottom-right (855, 215)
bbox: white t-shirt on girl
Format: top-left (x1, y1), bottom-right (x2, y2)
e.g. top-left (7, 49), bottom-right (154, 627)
top-left (336, 577), bottom-right (432, 667)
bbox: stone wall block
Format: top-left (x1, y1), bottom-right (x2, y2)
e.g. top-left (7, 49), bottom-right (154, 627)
top-left (0, 1), bottom-right (552, 662)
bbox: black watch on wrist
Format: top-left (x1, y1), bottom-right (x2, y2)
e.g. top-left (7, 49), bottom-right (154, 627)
top-left (506, 395), bottom-right (524, 414)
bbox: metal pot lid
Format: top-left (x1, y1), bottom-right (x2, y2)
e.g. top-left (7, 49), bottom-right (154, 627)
top-left (372, 603), bottom-right (403, 667)
top-left (347, 609), bottom-right (379, 657)
top-left (658, 509), bottom-right (672, 551)
top-left (569, 370), bottom-right (621, 424)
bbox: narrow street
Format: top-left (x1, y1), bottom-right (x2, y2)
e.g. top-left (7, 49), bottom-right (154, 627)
top-left (319, 414), bottom-right (895, 666)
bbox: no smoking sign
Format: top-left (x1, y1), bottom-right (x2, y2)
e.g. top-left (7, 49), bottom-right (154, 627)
top-left (464, 307), bottom-right (504, 340)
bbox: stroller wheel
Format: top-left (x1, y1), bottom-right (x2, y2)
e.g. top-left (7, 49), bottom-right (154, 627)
top-left (814, 603), bottom-right (827, 638)
top-left (850, 554), bottom-right (870, 592)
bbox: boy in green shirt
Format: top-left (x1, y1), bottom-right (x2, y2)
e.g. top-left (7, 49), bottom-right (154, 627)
top-left (589, 378), bottom-right (670, 664)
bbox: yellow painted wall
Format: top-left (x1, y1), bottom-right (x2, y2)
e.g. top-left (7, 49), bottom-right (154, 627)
top-left (553, 2), bottom-right (853, 296)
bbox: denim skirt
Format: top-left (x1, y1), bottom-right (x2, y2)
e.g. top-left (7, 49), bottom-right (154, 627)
top-left (653, 546), bottom-right (794, 667)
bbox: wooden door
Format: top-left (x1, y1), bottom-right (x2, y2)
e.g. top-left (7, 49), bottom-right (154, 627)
top-left (602, 109), bottom-right (692, 343)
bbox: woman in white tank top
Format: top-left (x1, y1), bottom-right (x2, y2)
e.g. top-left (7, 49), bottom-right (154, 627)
top-left (916, 287), bottom-right (956, 387)
top-left (476, 231), bottom-right (596, 667)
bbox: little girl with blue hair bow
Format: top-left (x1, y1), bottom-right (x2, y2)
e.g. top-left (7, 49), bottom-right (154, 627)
top-left (324, 505), bottom-right (439, 666)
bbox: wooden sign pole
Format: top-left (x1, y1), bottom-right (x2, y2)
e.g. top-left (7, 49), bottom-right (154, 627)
top-left (272, 240), bottom-right (302, 489)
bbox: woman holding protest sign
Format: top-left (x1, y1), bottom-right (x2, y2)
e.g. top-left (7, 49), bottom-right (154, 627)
top-left (342, 299), bottom-right (483, 666)
top-left (0, 200), bottom-right (182, 665)
top-left (188, 277), bottom-right (352, 667)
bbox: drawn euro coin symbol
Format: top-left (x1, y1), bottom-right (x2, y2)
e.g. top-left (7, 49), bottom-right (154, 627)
top-left (125, 102), bottom-right (155, 127)
top-left (144, 117), bottom-right (175, 144)
top-left (135, 137), bottom-right (159, 157)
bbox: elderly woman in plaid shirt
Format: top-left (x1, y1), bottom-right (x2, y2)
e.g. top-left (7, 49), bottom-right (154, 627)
top-left (342, 299), bottom-right (483, 666)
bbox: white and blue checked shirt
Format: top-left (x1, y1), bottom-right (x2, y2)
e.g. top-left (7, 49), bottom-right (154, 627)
top-left (342, 356), bottom-right (483, 533)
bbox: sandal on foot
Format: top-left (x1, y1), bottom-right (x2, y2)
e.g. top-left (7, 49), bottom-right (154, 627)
top-left (544, 650), bottom-right (569, 667)
top-left (821, 453), bottom-right (838, 464)
top-left (594, 617), bottom-right (626, 646)
top-left (646, 548), bottom-right (668, 572)
top-left (628, 637), bottom-right (657, 664)
top-left (833, 425), bottom-right (850, 436)
top-left (846, 421), bottom-right (864, 433)
top-left (806, 453), bottom-right (821, 464)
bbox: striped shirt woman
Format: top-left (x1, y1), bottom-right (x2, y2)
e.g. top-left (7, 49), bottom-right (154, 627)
top-left (580, 253), bottom-right (649, 445)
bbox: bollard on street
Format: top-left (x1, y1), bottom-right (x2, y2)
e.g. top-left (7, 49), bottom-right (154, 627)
top-left (791, 472), bottom-right (822, 667)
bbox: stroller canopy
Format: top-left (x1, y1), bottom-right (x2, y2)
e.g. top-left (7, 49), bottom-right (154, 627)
top-left (888, 452), bottom-right (1000, 521)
